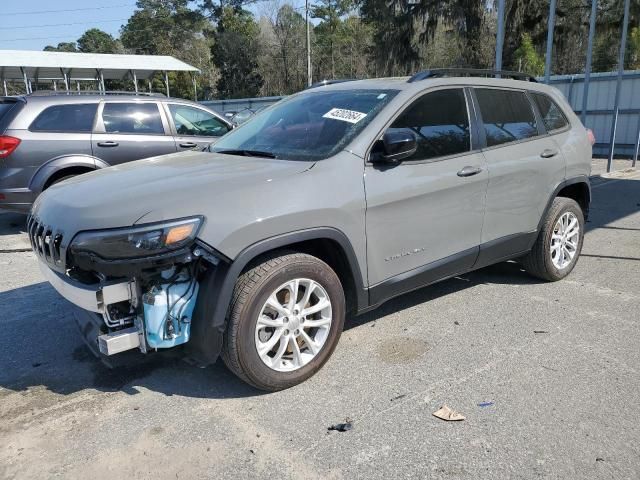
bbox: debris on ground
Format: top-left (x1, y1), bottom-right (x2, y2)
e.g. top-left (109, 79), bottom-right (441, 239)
top-left (454, 321), bottom-right (460, 326)
top-left (477, 401), bottom-right (494, 408)
top-left (596, 457), bottom-right (605, 462)
top-left (391, 394), bottom-right (407, 402)
top-left (534, 330), bottom-right (549, 334)
top-left (328, 419), bottom-right (353, 432)
top-left (432, 405), bottom-right (465, 421)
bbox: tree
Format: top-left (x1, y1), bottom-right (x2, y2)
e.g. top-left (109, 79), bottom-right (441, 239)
top-left (77, 29), bottom-right (122, 54)
top-left (311, 0), bottom-right (354, 78)
top-left (43, 42), bottom-right (78, 52)
top-left (513, 33), bottom-right (544, 76)
top-left (629, 27), bottom-right (640, 70)
top-left (213, 7), bottom-right (264, 98)
top-left (120, 0), bottom-right (216, 98)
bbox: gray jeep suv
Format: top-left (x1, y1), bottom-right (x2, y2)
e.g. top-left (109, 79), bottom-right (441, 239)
top-left (0, 92), bottom-right (232, 212)
top-left (29, 70), bottom-right (592, 391)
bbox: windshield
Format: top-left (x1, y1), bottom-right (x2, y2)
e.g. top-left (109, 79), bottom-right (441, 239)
top-left (212, 89), bottom-right (398, 160)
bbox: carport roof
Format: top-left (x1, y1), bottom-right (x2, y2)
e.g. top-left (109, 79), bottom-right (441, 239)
top-left (0, 50), bottom-right (199, 81)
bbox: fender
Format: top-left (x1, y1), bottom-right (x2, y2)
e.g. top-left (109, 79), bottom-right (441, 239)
top-left (537, 175), bottom-right (591, 232)
top-left (29, 154), bottom-right (110, 193)
top-left (187, 227), bottom-right (367, 365)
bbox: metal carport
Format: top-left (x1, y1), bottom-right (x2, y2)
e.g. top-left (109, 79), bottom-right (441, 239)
top-left (0, 50), bottom-right (200, 98)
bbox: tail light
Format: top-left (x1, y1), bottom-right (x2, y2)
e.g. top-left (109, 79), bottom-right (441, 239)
top-left (586, 128), bottom-right (596, 146)
top-left (0, 135), bottom-right (20, 159)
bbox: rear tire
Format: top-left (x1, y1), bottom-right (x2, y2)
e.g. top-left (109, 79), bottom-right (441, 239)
top-left (521, 197), bottom-right (584, 281)
top-left (221, 252), bottom-right (345, 391)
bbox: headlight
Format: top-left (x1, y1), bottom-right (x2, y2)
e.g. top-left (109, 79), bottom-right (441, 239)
top-left (69, 217), bottom-right (203, 260)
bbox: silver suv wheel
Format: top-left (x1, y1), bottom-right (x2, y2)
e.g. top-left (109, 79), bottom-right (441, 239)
top-left (255, 278), bottom-right (332, 372)
top-left (550, 211), bottom-right (580, 269)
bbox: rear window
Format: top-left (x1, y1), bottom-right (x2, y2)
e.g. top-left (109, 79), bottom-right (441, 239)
top-left (531, 93), bottom-right (569, 132)
top-left (102, 103), bottom-right (164, 135)
top-left (0, 101), bottom-right (18, 122)
top-left (30, 104), bottom-right (97, 133)
top-left (475, 89), bottom-right (539, 147)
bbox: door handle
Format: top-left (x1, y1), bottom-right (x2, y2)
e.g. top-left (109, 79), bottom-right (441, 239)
top-left (179, 142), bottom-right (198, 148)
top-left (540, 149), bottom-right (558, 158)
top-left (97, 141), bottom-right (119, 147)
top-left (457, 166), bottom-right (483, 177)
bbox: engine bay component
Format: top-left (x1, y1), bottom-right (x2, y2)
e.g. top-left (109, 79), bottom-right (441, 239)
top-left (142, 269), bottom-right (200, 349)
top-left (98, 327), bottom-right (141, 356)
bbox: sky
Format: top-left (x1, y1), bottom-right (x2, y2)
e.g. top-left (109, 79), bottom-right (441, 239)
top-left (1, 0), bottom-right (305, 52)
top-left (2, 0), bottom-right (139, 51)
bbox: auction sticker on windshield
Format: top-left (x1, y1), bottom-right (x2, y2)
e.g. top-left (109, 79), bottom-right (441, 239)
top-left (323, 108), bottom-right (367, 124)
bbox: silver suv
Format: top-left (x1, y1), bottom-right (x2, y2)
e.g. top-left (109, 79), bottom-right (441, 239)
top-left (0, 92), bottom-right (232, 212)
top-left (29, 70), bottom-right (592, 391)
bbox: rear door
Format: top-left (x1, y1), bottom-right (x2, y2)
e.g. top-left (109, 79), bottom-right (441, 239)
top-left (91, 101), bottom-right (177, 166)
top-left (164, 103), bottom-right (232, 151)
top-left (474, 88), bottom-right (566, 244)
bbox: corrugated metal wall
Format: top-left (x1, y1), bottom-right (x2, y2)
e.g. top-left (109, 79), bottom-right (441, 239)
top-left (548, 70), bottom-right (640, 157)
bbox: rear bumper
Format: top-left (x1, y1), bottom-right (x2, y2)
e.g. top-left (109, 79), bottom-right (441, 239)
top-left (0, 187), bottom-right (35, 212)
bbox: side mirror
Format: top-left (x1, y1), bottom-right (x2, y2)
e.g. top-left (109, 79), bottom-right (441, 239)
top-left (371, 130), bottom-right (417, 164)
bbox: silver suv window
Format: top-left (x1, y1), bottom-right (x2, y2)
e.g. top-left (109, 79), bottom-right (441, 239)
top-left (475, 89), bottom-right (538, 147)
top-left (169, 104), bottom-right (229, 137)
top-left (531, 93), bottom-right (569, 132)
top-left (30, 104), bottom-right (97, 133)
top-left (385, 89), bottom-right (470, 162)
top-left (102, 103), bottom-right (164, 135)
top-left (212, 89), bottom-right (399, 161)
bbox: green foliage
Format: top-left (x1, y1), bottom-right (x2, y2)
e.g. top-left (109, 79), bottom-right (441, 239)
top-left (43, 42), bottom-right (78, 52)
top-left (77, 29), bottom-right (122, 54)
top-left (513, 33), bottom-right (544, 76)
top-left (628, 27), bottom-right (640, 70)
top-left (212, 7), bottom-right (264, 98)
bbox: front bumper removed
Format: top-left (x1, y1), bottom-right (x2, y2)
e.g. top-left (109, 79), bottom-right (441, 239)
top-left (38, 259), bottom-right (136, 314)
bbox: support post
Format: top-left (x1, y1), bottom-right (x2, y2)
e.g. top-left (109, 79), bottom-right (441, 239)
top-left (163, 71), bottom-right (170, 97)
top-left (20, 67), bottom-right (29, 94)
top-left (581, 0), bottom-right (597, 125)
top-left (305, 0), bottom-right (312, 87)
top-left (3, 79), bottom-right (7, 96)
top-left (495, 0), bottom-right (505, 71)
top-left (607, 0), bottom-right (631, 173)
top-left (99, 70), bottom-right (105, 93)
top-left (76, 81), bottom-right (80, 92)
top-left (192, 73), bottom-right (197, 101)
top-left (544, 0), bottom-right (557, 84)
top-left (60, 68), bottom-right (69, 92)
top-left (633, 120), bottom-right (640, 169)
top-left (148, 79), bottom-right (152, 92)
top-left (52, 80), bottom-right (57, 91)
top-left (130, 70), bottom-right (138, 93)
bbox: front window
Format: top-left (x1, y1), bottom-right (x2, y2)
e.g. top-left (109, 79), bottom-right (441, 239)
top-left (169, 104), bottom-right (230, 137)
top-left (211, 89), bottom-right (399, 160)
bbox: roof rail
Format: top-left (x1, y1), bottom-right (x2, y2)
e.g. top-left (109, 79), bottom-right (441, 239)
top-left (407, 68), bottom-right (538, 83)
top-left (304, 79), bottom-right (357, 89)
top-left (27, 90), bottom-right (166, 97)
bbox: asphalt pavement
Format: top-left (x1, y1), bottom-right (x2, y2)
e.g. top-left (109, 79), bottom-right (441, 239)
top-left (1, 163), bottom-right (639, 479)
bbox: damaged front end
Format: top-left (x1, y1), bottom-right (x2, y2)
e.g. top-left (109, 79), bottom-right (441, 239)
top-left (28, 214), bottom-right (225, 365)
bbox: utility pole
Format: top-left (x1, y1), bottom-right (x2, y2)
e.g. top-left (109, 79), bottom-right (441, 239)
top-left (306, 0), bottom-right (312, 87)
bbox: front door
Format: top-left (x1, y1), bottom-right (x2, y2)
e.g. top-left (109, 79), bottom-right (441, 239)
top-left (91, 101), bottom-right (177, 166)
top-left (166, 103), bottom-right (232, 151)
top-left (364, 88), bottom-right (488, 298)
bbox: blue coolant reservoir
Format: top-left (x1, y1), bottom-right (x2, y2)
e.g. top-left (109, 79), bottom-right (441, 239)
top-left (143, 277), bottom-right (199, 349)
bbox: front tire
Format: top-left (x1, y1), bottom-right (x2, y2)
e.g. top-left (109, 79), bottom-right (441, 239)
top-left (521, 197), bottom-right (584, 281)
top-left (221, 252), bottom-right (345, 391)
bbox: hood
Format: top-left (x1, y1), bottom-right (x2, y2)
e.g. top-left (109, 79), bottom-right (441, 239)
top-left (31, 150), bottom-right (311, 236)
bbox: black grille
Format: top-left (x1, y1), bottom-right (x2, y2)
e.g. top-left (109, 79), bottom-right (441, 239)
top-left (27, 215), bottom-right (65, 270)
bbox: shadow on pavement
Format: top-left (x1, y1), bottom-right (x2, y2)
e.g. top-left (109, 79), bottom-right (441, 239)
top-left (0, 212), bottom-right (27, 237)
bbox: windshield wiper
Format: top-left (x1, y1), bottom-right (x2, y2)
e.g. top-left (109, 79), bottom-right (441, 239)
top-left (216, 149), bottom-right (277, 159)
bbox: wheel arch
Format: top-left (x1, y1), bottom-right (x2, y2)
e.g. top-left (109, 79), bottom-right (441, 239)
top-left (29, 155), bottom-right (109, 193)
top-left (187, 228), bottom-right (368, 366)
top-left (538, 176), bottom-right (591, 232)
